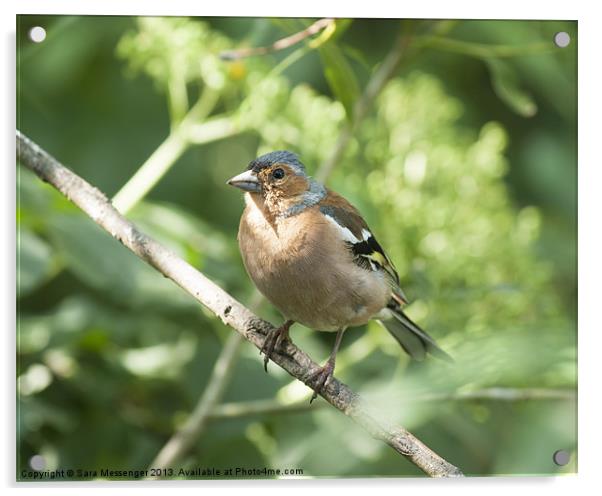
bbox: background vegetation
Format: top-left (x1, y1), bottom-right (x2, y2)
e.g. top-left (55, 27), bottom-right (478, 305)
top-left (17, 16), bottom-right (577, 478)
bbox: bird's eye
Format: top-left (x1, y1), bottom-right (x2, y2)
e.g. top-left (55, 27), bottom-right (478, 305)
top-left (272, 168), bottom-right (285, 180)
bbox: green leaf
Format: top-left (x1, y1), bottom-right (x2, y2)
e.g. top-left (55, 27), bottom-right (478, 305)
top-left (328, 19), bottom-right (353, 41)
top-left (45, 213), bottom-right (194, 309)
top-left (486, 58), bottom-right (537, 117)
top-left (17, 228), bottom-right (55, 296)
top-left (269, 18), bottom-right (304, 34)
top-left (267, 18), bottom-right (360, 119)
top-left (341, 44), bottom-right (372, 74)
top-left (318, 41), bottom-right (360, 120)
top-left (47, 214), bottom-right (137, 295)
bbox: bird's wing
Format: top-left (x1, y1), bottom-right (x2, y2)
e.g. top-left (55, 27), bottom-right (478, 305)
top-left (318, 191), bottom-right (408, 305)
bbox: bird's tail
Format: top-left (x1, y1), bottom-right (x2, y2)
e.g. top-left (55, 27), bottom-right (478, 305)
top-left (379, 307), bottom-right (452, 362)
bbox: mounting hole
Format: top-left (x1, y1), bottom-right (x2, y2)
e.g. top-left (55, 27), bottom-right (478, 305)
top-left (28, 26), bottom-right (46, 43)
top-left (29, 454), bottom-right (46, 471)
top-left (554, 32), bottom-right (570, 48)
top-left (553, 449), bottom-right (571, 466)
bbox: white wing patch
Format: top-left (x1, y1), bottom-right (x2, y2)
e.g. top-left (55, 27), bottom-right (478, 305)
top-left (361, 228), bottom-right (372, 241)
top-left (374, 307), bottom-right (395, 321)
top-left (323, 213), bottom-right (359, 243)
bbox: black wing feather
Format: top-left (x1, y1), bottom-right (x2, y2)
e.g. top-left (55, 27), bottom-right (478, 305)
top-left (320, 203), bottom-right (405, 301)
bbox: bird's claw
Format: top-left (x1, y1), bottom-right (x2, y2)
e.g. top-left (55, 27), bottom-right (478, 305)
top-left (260, 331), bottom-right (278, 372)
top-left (307, 361), bottom-right (335, 403)
top-left (260, 321), bottom-right (291, 372)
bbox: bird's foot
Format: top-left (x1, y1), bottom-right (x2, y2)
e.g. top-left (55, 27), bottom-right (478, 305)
top-left (260, 320), bottom-right (293, 372)
top-left (307, 360), bottom-right (335, 404)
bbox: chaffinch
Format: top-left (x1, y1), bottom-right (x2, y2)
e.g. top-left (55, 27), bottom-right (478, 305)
top-left (228, 151), bottom-right (450, 401)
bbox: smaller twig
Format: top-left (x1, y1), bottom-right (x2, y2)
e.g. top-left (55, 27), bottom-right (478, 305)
top-left (210, 399), bottom-right (321, 419)
top-left (316, 25), bottom-right (413, 183)
top-left (208, 388), bottom-right (576, 421)
top-left (166, 67), bottom-right (190, 128)
top-left (415, 36), bottom-right (553, 59)
top-left (112, 129), bottom-right (187, 215)
top-left (220, 18), bottom-right (334, 61)
top-left (147, 291), bottom-right (264, 476)
top-left (423, 387), bottom-right (576, 402)
top-left (112, 113), bottom-right (237, 215)
top-left (111, 88), bottom-right (222, 214)
top-left (147, 332), bottom-right (244, 474)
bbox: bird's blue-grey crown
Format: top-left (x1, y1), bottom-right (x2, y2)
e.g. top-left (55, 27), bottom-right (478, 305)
top-left (247, 150), bottom-right (306, 176)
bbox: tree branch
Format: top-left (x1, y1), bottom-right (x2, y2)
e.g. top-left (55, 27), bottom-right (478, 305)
top-left (208, 388), bottom-right (576, 420)
top-left (16, 130), bottom-right (463, 478)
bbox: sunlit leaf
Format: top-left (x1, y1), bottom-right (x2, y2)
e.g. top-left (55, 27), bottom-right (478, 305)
top-left (486, 57), bottom-right (537, 117)
top-left (341, 43), bottom-right (372, 73)
top-left (318, 41), bottom-right (361, 120)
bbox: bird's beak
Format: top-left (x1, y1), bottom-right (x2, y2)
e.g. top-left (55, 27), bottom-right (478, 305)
top-left (226, 170), bottom-right (261, 193)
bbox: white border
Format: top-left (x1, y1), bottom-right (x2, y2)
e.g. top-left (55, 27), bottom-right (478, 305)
top-left (8, 0), bottom-right (580, 19)
top-left (3, 1), bottom-right (598, 495)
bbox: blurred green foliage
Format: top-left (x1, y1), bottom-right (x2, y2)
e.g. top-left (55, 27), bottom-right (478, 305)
top-left (17, 16), bottom-right (576, 478)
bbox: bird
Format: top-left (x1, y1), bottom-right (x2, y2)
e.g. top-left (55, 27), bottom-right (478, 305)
top-left (227, 150), bottom-right (451, 402)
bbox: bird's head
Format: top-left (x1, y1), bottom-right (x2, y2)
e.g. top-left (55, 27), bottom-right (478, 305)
top-left (227, 151), bottom-right (325, 217)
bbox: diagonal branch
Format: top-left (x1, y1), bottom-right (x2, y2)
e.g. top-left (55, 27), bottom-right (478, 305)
top-left (220, 18), bottom-right (334, 61)
top-left (16, 130), bottom-right (463, 478)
